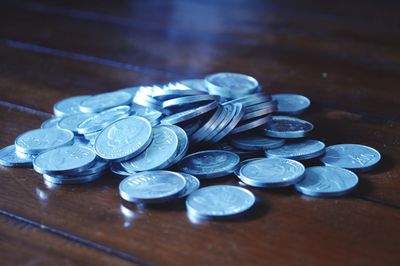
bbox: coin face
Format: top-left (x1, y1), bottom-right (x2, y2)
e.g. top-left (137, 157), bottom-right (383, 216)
top-left (271, 93), bottom-right (311, 114)
top-left (0, 145), bottom-right (33, 167)
top-left (177, 172), bottom-right (201, 198)
top-left (186, 185), bottom-right (255, 218)
top-left (121, 126), bottom-right (179, 172)
top-left (295, 166), bottom-right (359, 197)
top-left (41, 117), bottom-right (62, 129)
top-left (119, 171), bottom-right (186, 203)
top-left (263, 116), bottom-right (314, 138)
top-left (53, 95), bottom-right (90, 117)
top-left (320, 144), bottom-right (381, 172)
top-left (205, 72), bottom-right (259, 98)
top-left (15, 128), bottom-right (74, 155)
top-left (79, 91), bottom-right (132, 113)
top-left (239, 158), bottom-right (305, 187)
top-left (95, 116), bottom-right (153, 161)
top-left (265, 139), bottom-right (326, 160)
top-left (58, 113), bottom-right (94, 134)
top-left (33, 145), bottom-right (96, 175)
top-left (179, 150), bottom-right (240, 179)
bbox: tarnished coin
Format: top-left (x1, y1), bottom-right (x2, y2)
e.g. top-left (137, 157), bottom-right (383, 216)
top-left (57, 113), bottom-right (93, 134)
top-left (238, 158), bottom-right (305, 187)
top-left (119, 171), bottom-right (186, 203)
top-left (77, 105), bottom-right (131, 134)
top-left (41, 117), bottom-right (62, 129)
top-left (0, 145), bottom-right (33, 167)
top-left (186, 185), bottom-right (255, 218)
top-left (53, 95), bottom-right (90, 117)
top-left (229, 134), bottom-right (285, 151)
top-left (263, 116), bottom-right (314, 138)
top-left (33, 145), bottom-right (96, 175)
top-left (95, 116), bottom-right (153, 161)
top-left (178, 150), bottom-right (240, 179)
top-left (295, 166), bottom-right (358, 197)
top-left (15, 128), bottom-right (74, 155)
top-left (121, 126), bottom-right (179, 172)
top-left (320, 144), bottom-right (381, 172)
top-left (177, 172), bottom-right (201, 198)
top-left (272, 93), bottom-right (311, 114)
top-left (79, 91), bottom-right (132, 113)
top-left (265, 139), bottom-right (325, 160)
top-left (161, 101), bottom-right (218, 125)
top-left (205, 72), bottom-right (259, 99)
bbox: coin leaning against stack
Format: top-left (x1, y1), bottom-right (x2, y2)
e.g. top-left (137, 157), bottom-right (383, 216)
top-left (0, 72), bottom-right (382, 220)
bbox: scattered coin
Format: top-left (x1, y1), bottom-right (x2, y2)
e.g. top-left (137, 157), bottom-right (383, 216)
top-left (53, 95), bottom-right (90, 117)
top-left (80, 91), bottom-right (132, 113)
top-left (0, 145), bottom-right (33, 167)
top-left (177, 172), bottom-right (201, 198)
top-left (265, 139), bottom-right (325, 160)
top-left (271, 93), bottom-right (311, 114)
top-left (263, 116), bottom-right (314, 138)
top-left (229, 134), bottom-right (285, 151)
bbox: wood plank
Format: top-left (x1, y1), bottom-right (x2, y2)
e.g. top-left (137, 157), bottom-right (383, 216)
top-left (0, 100), bottom-right (399, 266)
top-left (0, 215), bottom-right (137, 266)
top-left (0, 3), bottom-right (400, 118)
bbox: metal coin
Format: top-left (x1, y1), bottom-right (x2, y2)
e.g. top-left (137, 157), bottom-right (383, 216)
top-left (223, 92), bottom-right (272, 107)
top-left (263, 116), bottom-right (314, 138)
top-left (118, 86), bottom-right (141, 98)
top-left (41, 117), bottom-right (62, 129)
top-left (272, 93), bottom-right (311, 114)
top-left (190, 106), bottom-right (223, 143)
top-left (186, 185), bottom-right (255, 218)
top-left (15, 128), bottom-right (74, 155)
top-left (241, 108), bottom-right (273, 121)
top-left (153, 88), bottom-right (204, 101)
top-left (77, 105), bottom-right (131, 134)
top-left (177, 172), bottom-right (201, 198)
top-left (211, 103), bottom-right (244, 142)
top-left (179, 119), bottom-right (203, 136)
top-left (320, 144), bottom-right (381, 172)
top-left (160, 101), bottom-right (218, 125)
top-left (162, 95), bottom-right (218, 109)
top-left (178, 150), bottom-right (240, 179)
top-left (0, 145), bottom-right (33, 167)
top-left (177, 79), bottom-right (209, 93)
top-left (205, 72), bottom-right (259, 99)
top-left (163, 125), bottom-right (189, 168)
top-left (110, 163), bottom-right (133, 176)
top-left (121, 126), bottom-right (179, 172)
top-left (203, 103), bottom-right (236, 142)
top-left (265, 139), bottom-right (325, 160)
top-left (33, 145), bottom-right (97, 175)
top-left (243, 100), bottom-right (276, 113)
top-left (229, 114), bottom-right (272, 135)
top-left (53, 95), bottom-right (90, 117)
top-left (119, 171), bottom-right (186, 203)
top-left (295, 166), bottom-right (358, 197)
top-left (57, 113), bottom-right (93, 134)
top-left (95, 116), bottom-right (153, 161)
top-left (43, 172), bottom-right (103, 185)
top-left (79, 91), bottom-right (132, 113)
top-left (229, 134), bottom-right (285, 151)
top-left (239, 158), bottom-right (305, 187)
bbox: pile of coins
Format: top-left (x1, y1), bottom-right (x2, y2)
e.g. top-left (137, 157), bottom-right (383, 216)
top-left (0, 72), bottom-right (382, 220)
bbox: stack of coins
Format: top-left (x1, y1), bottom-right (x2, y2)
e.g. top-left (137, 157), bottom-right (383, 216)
top-left (0, 72), bottom-right (382, 220)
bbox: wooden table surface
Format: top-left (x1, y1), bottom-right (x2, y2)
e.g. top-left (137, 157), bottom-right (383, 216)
top-left (1, 0), bottom-right (399, 265)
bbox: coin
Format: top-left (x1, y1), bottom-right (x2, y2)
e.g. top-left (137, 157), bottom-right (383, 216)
top-left (161, 101), bottom-right (218, 125)
top-left (223, 92), bottom-right (271, 107)
top-left (186, 185), bottom-right (255, 218)
top-left (320, 144), bottom-right (381, 172)
top-left (177, 79), bottom-right (209, 93)
top-left (229, 134), bottom-right (285, 151)
top-left (238, 158), bottom-right (305, 187)
top-left (265, 139), bottom-right (325, 160)
top-left (33, 145), bottom-right (97, 175)
top-left (203, 103), bottom-right (235, 142)
top-left (178, 150), bottom-right (240, 179)
top-left (229, 114), bottom-right (271, 135)
top-left (162, 95), bottom-right (218, 110)
top-left (211, 103), bottom-right (244, 142)
top-left (53, 95), bottom-right (90, 117)
top-left (119, 171), bottom-right (186, 203)
top-left (153, 88), bottom-right (204, 101)
top-left (15, 128), bottom-right (74, 155)
top-left (163, 125), bottom-right (189, 168)
top-left (41, 117), bottom-right (62, 129)
top-left (190, 106), bottom-right (224, 143)
top-left (295, 166), bottom-right (358, 197)
top-left (110, 163), bottom-right (133, 176)
top-left (95, 116), bottom-right (152, 161)
top-left (177, 172), bottom-right (201, 198)
top-left (43, 172), bottom-right (103, 185)
top-left (79, 91), bottom-right (132, 113)
top-left (121, 126), bottom-right (179, 172)
top-left (263, 116), bottom-right (314, 138)
top-left (57, 113), bottom-right (93, 134)
top-left (205, 72), bottom-right (259, 99)
top-left (0, 145), bottom-right (33, 167)
top-left (271, 93), bottom-right (311, 114)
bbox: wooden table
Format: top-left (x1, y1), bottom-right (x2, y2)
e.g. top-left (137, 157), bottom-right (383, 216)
top-left (1, 1), bottom-right (399, 265)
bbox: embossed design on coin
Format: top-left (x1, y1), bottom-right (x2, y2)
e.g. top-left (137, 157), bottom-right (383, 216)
top-left (263, 116), bottom-right (313, 138)
top-left (58, 113), bottom-right (93, 134)
top-left (53, 95), bottom-right (90, 117)
top-left (0, 145), bottom-right (33, 167)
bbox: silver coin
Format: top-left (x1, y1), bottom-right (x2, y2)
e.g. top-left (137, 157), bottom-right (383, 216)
top-left (74, 158), bottom-right (110, 176)
top-left (43, 172), bottom-right (103, 185)
top-left (53, 95), bottom-right (90, 117)
top-left (177, 79), bottom-right (209, 93)
top-left (163, 125), bottom-right (189, 168)
top-left (77, 105), bottom-right (131, 134)
top-left (263, 116), bottom-right (314, 138)
top-left (241, 107), bottom-right (272, 121)
top-left (118, 86), bottom-right (141, 98)
top-left (223, 92), bottom-right (272, 107)
top-left (239, 158), bottom-right (305, 187)
top-left (161, 101), bottom-right (218, 125)
top-left (110, 163), bottom-right (133, 176)
top-left (162, 95), bottom-right (218, 109)
top-left (186, 185), bottom-right (255, 218)
top-left (265, 139), bottom-right (325, 160)
top-left (0, 145), bottom-right (33, 167)
top-left (272, 93), bottom-right (311, 114)
top-left (15, 128), bottom-right (74, 155)
top-left (41, 117), bottom-right (62, 129)
top-left (229, 135), bottom-right (285, 151)
top-left (229, 114), bottom-right (272, 135)
top-left (203, 103), bottom-right (236, 142)
top-left (119, 171), bottom-right (186, 203)
top-left (177, 172), bottom-right (201, 198)
top-left (79, 91), bottom-right (132, 113)
top-left (218, 142), bottom-right (262, 158)
top-left (178, 150), bottom-right (240, 179)
top-left (190, 106), bottom-right (223, 143)
top-left (180, 119), bottom-right (203, 136)
top-left (233, 157), bottom-right (264, 176)
top-left (295, 166), bottom-right (359, 197)
top-left (95, 116), bottom-right (153, 161)
top-left (320, 144), bottom-right (381, 172)
top-left (211, 103), bottom-right (244, 143)
top-left (131, 103), bottom-right (163, 123)
top-left (57, 113), bottom-right (93, 134)
top-left (243, 100), bottom-right (276, 113)
top-left (121, 126), bottom-right (179, 172)
top-left (153, 88), bottom-right (204, 101)
top-left (33, 145), bottom-right (96, 175)
top-left (205, 72), bottom-right (259, 99)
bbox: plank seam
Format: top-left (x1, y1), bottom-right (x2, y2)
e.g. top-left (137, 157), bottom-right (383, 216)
top-left (0, 100), bottom-right (52, 118)
top-left (354, 196), bottom-right (400, 210)
top-left (0, 210), bottom-right (152, 266)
